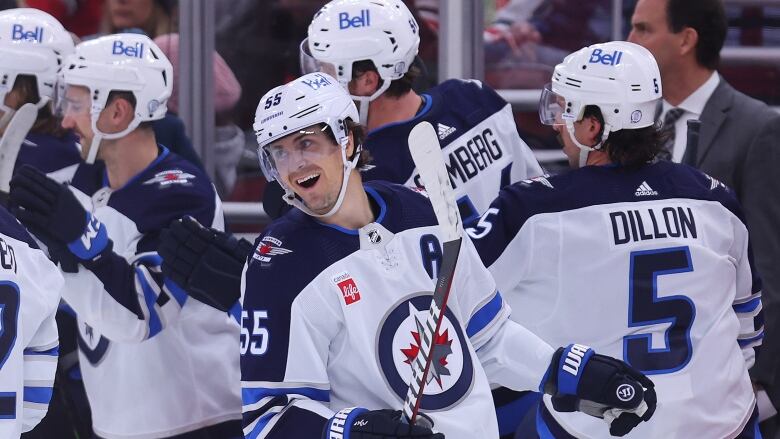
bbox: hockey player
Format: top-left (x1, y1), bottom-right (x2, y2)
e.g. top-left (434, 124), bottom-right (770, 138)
top-left (467, 41), bottom-right (763, 438)
top-left (7, 34), bottom-right (242, 439)
top-left (0, 204), bottom-right (63, 438)
top-left (231, 72), bottom-right (655, 438)
top-left (0, 9), bottom-right (80, 195)
top-left (299, 0), bottom-right (543, 224)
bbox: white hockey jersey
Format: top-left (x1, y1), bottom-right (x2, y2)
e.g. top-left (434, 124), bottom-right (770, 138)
top-left (362, 79), bottom-right (543, 222)
top-left (240, 181), bottom-right (556, 439)
top-left (54, 147), bottom-right (241, 439)
top-left (0, 206), bottom-right (62, 438)
top-left (468, 161), bottom-right (762, 438)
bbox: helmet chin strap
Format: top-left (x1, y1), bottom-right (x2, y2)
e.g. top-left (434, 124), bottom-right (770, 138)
top-left (565, 120), bottom-right (613, 168)
top-left (85, 111), bottom-right (142, 164)
top-left (281, 138), bottom-right (362, 218)
top-left (350, 80), bottom-right (392, 125)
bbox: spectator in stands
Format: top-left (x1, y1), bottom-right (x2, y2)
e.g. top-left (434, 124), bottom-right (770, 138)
top-left (628, 1), bottom-right (780, 437)
top-left (155, 33), bottom-right (243, 198)
top-left (22, 0), bottom-right (103, 37)
top-left (104, 0), bottom-right (176, 39)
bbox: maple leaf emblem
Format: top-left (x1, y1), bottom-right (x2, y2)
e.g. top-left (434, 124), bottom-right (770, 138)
top-left (400, 312), bottom-right (454, 389)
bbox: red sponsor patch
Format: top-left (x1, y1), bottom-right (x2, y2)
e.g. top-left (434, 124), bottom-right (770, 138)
top-left (338, 277), bottom-right (361, 305)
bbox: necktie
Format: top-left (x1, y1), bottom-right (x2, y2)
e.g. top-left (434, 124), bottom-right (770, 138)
top-left (658, 108), bottom-right (685, 161)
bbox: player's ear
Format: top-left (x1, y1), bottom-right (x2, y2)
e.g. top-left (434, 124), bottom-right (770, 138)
top-left (345, 130), bottom-right (356, 159)
top-left (584, 115), bottom-right (602, 145)
top-left (349, 70), bottom-right (381, 97)
top-left (106, 96), bottom-right (135, 130)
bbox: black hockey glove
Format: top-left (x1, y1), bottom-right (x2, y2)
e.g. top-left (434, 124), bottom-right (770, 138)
top-left (541, 344), bottom-right (657, 437)
top-left (9, 165), bottom-right (110, 260)
top-left (158, 216), bottom-right (252, 312)
top-left (322, 408), bottom-right (444, 439)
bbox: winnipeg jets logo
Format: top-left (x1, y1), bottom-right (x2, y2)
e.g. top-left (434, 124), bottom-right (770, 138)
top-left (401, 310), bottom-right (454, 389)
top-left (143, 169), bottom-right (196, 187)
top-left (377, 294), bottom-right (473, 410)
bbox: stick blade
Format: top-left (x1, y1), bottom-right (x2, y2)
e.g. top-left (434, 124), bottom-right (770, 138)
top-left (0, 103), bottom-right (38, 192)
top-left (408, 121), bottom-right (462, 241)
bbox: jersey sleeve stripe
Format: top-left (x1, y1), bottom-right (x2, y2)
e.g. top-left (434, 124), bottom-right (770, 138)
top-left (738, 331), bottom-right (764, 348)
top-left (733, 296), bottom-right (762, 314)
top-left (135, 266), bottom-right (163, 338)
top-left (23, 346), bottom-right (59, 356)
top-left (22, 387), bottom-right (52, 404)
top-left (466, 291), bottom-right (504, 338)
top-left (163, 278), bottom-right (189, 307)
top-left (242, 386), bottom-right (330, 406)
top-left (244, 406), bottom-right (284, 439)
top-left (734, 291), bottom-right (762, 305)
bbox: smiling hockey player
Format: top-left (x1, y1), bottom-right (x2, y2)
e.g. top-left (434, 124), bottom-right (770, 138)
top-left (225, 72), bottom-right (657, 438)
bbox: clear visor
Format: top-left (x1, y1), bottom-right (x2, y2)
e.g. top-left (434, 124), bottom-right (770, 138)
top-left (56, 83), bottom-right (92, 118)
top-left (539, 83), bottom-right (575, 126)
top-left (299, 38), bottom-right (338, 77)
top-left (258, 124), bottom-right (341, 182)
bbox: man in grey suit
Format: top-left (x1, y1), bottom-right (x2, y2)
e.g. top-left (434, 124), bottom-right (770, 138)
top-left (629, 0), bottom-right (780, 435)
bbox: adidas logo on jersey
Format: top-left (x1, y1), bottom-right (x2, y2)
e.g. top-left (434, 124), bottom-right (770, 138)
top-left (635, 181), bottom-right (658, 196)
top-left (437, 123), bottom-right (456, 140)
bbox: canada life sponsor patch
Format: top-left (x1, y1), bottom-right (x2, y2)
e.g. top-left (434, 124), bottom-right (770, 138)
top-left (143, 169), bottom-right (196, 187)
top-left (252, 236), bottom-right (293, 263)
top-left (333, 272), bottom-right (361, 305)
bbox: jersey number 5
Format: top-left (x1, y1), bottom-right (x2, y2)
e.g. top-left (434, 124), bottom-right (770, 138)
top-left (624, 246), bottom-right (695, 375)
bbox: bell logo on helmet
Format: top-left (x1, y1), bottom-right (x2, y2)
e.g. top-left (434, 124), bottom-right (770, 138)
top-left (301, 73), bottom-right (333, 90)
top-left (11, 24), bottom-right (43, 43)
top-left (111, 40), bottom-right (144, 58)
top-left (588, 48), bottom-right (623, 66)
top-left (338, 9), bottom-right (370, 29)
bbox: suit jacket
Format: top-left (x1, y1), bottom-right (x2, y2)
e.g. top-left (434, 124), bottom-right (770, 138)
top-left (683, 76), bottom-right (780, 419)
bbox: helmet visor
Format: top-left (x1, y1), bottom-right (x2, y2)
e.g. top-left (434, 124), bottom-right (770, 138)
top-left (257, 124), bottom-right (341, 183)
top-left (57, 84), bottom-right (92, 119)
top-left (538, 83), bottom-right (576, 126)
top-left (299, 38), bottom-right (338, 78)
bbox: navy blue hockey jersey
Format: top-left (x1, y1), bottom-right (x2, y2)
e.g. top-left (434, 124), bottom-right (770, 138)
top-left (467, 161), bottom-right (762, 438)
top-left (363, 79), bottom-right (542, 222)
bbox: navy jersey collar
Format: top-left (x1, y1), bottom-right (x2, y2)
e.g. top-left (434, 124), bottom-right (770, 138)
top-left (317, 185), bottom-right (388, 235)
top-left (102, 145), bottom-right (171, 189)
top-left (367, 94), bottom-right (433, 136)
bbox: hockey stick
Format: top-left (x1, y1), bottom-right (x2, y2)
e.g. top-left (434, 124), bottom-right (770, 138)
top-left (0, 103), bottom-right (38, 192)
top-left (402, 121), bottom-right (464, 425)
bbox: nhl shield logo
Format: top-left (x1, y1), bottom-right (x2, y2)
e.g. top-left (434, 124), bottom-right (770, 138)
top-left (376, 294), bottom-right (473, 409)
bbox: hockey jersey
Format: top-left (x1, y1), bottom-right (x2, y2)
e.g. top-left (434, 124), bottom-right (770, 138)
top-left (55, 147), bottom-right (241, 439)
top-left (468, 161), bottom-right (762, 438)
top-left (0, 205), bottom-right (62, 438)
top-left (362, 79), bottom-right (542, 222)
top-left (240, 181), bottom-right (556, 439)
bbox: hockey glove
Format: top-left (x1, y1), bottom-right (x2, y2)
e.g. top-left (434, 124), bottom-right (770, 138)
top-left (541, 344), bottom-right (657, 437)
top-left (158, 216), bottom-right (252, 312)
top-left (9, 165), bottom-right (109, 260)
top-left (322, 408), bottom-right (444, 439)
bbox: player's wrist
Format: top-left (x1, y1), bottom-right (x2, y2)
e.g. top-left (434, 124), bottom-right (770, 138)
top-left (66, 211), bottom-right (110, 260)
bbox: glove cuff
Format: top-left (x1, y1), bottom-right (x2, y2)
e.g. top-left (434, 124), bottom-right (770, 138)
top-left (67, 211), bottom-right (110, 260)
top-left (541, 343), bottom-right (595, 396)
top-left (323, 407), bottom-right (368, 439)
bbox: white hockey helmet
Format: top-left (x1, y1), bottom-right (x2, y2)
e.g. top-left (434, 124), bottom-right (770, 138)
top-left (60, 33), bottom-right (172, 163)
top-left (300, 0), bottom-right (420, 123)
top-left (539, 41), bottom-right (662, 167)
top-left (254, 72), bottom-right (361, 218)
top-left (0, 8), bottom-right (74, 128)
